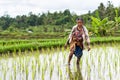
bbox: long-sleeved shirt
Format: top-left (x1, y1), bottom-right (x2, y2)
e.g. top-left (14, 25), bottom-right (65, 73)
top-left (66, 25), bottom-right (90, 46)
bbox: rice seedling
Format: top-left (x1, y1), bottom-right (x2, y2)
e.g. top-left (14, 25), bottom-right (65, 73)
top-left (0, 40), bottom-right (120, 80)
top-left (0, 37), bottom-right (120, 53)
top-left (50, 62), bottom-right (54, 80)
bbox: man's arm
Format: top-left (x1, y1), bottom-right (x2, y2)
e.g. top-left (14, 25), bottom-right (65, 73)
top-left (65, 25), bottom-right (76, 45)
top-left (83, 26), bottom-right (90, 51)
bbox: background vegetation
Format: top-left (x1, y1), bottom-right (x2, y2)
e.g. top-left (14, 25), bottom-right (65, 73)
top-left (0, 1), bottom-right (120, 39)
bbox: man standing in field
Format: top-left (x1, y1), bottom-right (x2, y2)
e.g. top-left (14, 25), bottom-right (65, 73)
top-left (65, 18), bottom-right (90, 65)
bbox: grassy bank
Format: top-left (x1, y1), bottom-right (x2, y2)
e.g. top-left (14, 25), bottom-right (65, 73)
top-left (0, 37), bottom-right (120, 53)
top-left (0, 32), bottom-right (68, 39)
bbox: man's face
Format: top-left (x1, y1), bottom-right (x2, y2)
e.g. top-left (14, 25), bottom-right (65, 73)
top-left (77, 20), bottom-right (83, 26)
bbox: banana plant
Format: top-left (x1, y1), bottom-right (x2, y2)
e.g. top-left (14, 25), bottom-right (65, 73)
top-left (114, 9), bottom-right (120, 30)
top-left (90, 16), bottom-right (109, 36)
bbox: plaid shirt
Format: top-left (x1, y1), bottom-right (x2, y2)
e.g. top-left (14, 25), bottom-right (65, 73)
top-left (66, 25), bottom-right (90, 46)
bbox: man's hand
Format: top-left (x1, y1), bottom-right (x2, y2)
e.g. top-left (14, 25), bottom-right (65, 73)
top-left (88, 46), bottom-right (91, 51)
top-left (64, 44), bottom-right (68, 49)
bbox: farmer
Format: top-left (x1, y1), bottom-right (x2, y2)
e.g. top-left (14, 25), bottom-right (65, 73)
top-left (64, 17), bottom-right (90, 65)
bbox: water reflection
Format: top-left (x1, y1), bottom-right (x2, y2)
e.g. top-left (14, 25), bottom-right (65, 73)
top-left (67, 65), bottom-right (83, 80)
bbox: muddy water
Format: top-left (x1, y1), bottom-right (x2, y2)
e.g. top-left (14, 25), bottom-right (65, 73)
top-left (0, 44), bottom-right (120, 80)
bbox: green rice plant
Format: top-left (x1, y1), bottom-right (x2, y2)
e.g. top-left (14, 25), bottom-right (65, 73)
top-left (50, 62), bottom-right (54, 80)
top-left (0, 42), bottom-right (120, 80)
top-left (57, 64), bottom-right (62, 80)
top-left (25, 67), bottom-right (29, 80)
top-left (3, 67), bottom-right (7, 80)
top-left (32, 68), bottom-right (36, 80)
top-left (41, 67), bottom-right (45, 80)
top-left (0, 37), bottom-right (120, 53)
top-left (37, 60), bottom-right (41, 72)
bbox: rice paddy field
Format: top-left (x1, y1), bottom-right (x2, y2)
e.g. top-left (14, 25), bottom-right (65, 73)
top-left (0, 37), bottom-right (120, 80)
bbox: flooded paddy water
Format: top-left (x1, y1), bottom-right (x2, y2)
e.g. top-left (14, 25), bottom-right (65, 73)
top-left (0, 43), bottom-right (120, 80)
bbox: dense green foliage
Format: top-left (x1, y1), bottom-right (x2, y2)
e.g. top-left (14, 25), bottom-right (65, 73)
top-left (0, 1), bottom-right (120, 36)
top-left (0, 10), bottom-right (76, 30)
